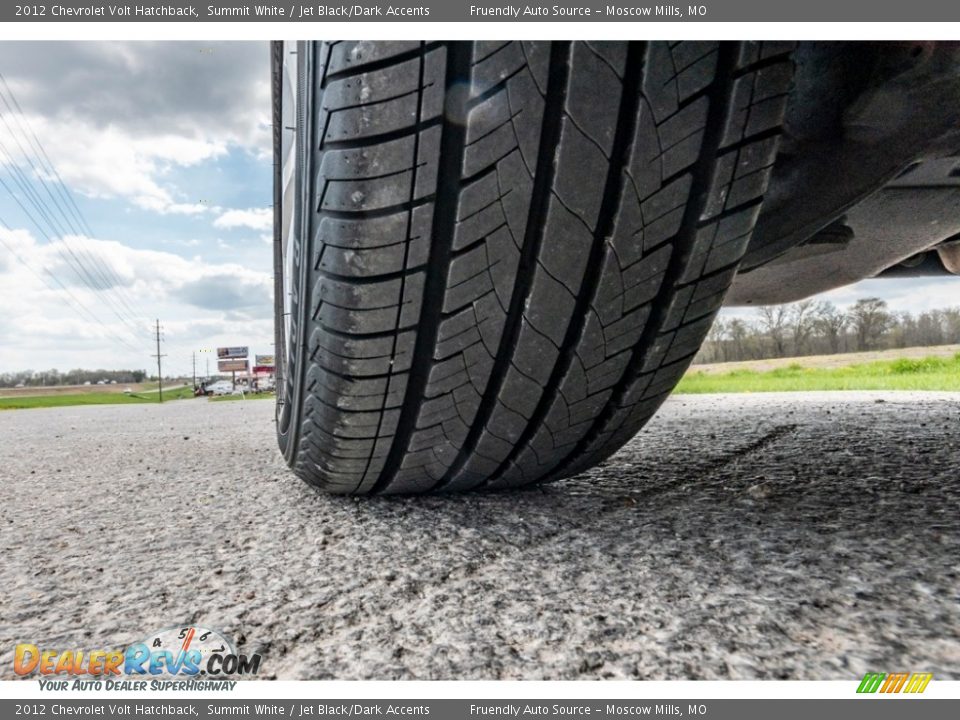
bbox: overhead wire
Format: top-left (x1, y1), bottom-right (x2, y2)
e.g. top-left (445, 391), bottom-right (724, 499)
top-left (0, 216), bottom-right (145, 356)
top-left (0, 75), bottom-right (151, 339)
top-left (0, 73), bottom-right (147, 310)
top-left (0, 163), bottom-right (149, 343)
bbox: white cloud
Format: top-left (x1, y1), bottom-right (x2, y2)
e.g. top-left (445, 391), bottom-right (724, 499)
top-left (0, 41), bottom-right (270, 216)
top-left (0, 42), bottom-right (271, 152)
top-left (0, 227), bottom-right (274, 372)
top-left (721, 275), bottom-right (960, 322)
top-left (1, 116), bottom-right (227, 216)
top-left (817, 277), bottom-right (959, 310)
top-left (213, 207), bottom-right (272, 231)
top-left (0, 42), bottom-right (276, 373)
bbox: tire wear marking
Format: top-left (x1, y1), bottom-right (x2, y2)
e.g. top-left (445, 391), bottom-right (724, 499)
top-left (369, 42), bottom-right (473, 494)
top-left (354, 42), bottom-right (426, 491)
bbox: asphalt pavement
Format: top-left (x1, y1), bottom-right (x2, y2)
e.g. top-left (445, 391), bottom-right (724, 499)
top-left (0, 392), bottom-right (957, 680)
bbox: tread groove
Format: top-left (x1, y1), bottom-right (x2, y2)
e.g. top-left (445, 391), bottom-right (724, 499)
top-left (546, 43), bottom-right (743, 482)
top-left (369, 42), bottom-right (474, 495)
top-left (430, 41), bottom-right (573, 492)
top-left (321, 42), bottom-right (443, 86)
top-left (319, 116), bottom-right (443, 151)
top-left (279, 41), bottom-right (795, 494)
top-left (356, 42), bottom-right (427, 490)
top-left (483, 41), bottom-right (647, 488)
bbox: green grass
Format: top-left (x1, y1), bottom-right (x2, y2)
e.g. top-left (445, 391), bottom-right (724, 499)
top-left (0, 386), bottom-right (197, 410)
top-left (7, 352), bottom-right (957, 408)
top-left (209, 392), bottom-right (276, 402)
top-left (676, 352), bottom-right (960, 394)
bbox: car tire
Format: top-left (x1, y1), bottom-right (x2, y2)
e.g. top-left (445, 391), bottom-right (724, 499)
top-left (272, 40), bottom-right (794, 494)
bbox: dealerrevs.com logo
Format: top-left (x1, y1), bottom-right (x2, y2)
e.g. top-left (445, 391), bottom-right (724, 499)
top-left (14, 626), bottom-right (261, 689)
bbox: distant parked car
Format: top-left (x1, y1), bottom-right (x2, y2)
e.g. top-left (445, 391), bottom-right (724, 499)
top-left (206, 380), bottom-right (235, 396)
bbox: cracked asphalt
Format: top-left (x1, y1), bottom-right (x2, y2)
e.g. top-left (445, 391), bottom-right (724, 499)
top-left (1, 392), bottom-right (958, 680)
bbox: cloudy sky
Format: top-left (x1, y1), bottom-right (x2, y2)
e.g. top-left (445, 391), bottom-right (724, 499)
top-left (0, 41), bottom-right (272, 376)
top-left (721, 275), bottom-right (960, 323)
top-left (0, 42), bottom-right (956, 375)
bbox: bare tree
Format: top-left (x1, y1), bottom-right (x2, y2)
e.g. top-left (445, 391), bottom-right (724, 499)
top-left (789, 299), bottom-right (818, 355)
top-left (916, 310), bottom-right (945, 347)
top-left (728, 318), bottom-right (751, 360)
top-left (704, 317), bottom-right (729, 362)
top-left (943, 308), bottom-right (960, 343)
top-left (814, 301), bottom-right (847, 353)
top-left (848, 297), bottom-right (892, 351)
top-left (690, 301), bottom-right (959, 366)
top-left (888, 311), bottom-right (913, 348)
top-left (757, 305), bottom-right (790, 356)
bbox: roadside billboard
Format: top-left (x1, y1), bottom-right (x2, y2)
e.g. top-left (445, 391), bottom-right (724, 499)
top-left (217, 346), bottom-right (249, 359)
top-left (253, 366), bottom-right (274, 375)
top-left (255, 355), bottom-right (275, 367)
top-left (218, 359), bottom-right (248, 373)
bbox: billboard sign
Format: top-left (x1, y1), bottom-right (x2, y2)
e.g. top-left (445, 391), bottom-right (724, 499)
top-left (218, 359), bottom-right (248, 373)
top-left (253, 366), bottom-right (275, 375)
top-left (217, 346), bottom-right (248, 359)
top-left (255, 355), bottom-right (275, 367)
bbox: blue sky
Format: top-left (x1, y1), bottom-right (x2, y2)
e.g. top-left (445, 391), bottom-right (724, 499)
top-left (0, 41), bottom-right (274, 376)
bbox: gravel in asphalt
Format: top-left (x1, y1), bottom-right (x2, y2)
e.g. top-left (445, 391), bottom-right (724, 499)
top-left (0, 392), bottom-right (957, 680)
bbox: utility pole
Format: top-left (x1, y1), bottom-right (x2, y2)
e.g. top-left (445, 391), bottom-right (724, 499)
top-left (192, 352), bottom-right (197, 390)
top-left (152, 319), bottom-right (166, 403)
top-left (198, 349), bottom-right (213, 382)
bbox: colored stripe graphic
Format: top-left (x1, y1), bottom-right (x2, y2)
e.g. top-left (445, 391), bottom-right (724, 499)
top-left (857, 672), bottom-right (932, 694)
top-left (905, 673), bottom-right (933, 693)
top-left (881, 672), bottom-right (906, 693)
top-left (857, 673), bottom-right (886, 693)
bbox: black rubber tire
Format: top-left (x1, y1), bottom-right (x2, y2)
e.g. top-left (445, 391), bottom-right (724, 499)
top-left (273, 40), bottom-right (794, 495)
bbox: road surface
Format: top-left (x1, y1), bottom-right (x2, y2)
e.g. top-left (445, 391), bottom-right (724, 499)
top-left (1, 392), bottom-right (957, 680)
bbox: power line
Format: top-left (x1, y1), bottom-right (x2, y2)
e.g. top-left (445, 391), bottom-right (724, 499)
top-left (0, 144), bottom-right (142, 331)
top-left (0, 220), bottom-right (145, 356)
top-left (0, 73), bottom-right (147, 306)
top-left (0, 77), bottom-right (150, 335)
top-left (0, 166), bottom-right (148, 344)
top-left (0, 167), bottom-right (148, 343)
top-left (0, 74), bottom-right (97, 237)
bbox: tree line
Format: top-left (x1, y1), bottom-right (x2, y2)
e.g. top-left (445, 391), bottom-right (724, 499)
top-left (696, 298), bottom-right (960, 364)
top-left (0, 368), bottom-right (149, 388)
top-left (4, 298), bottom-right (958, 381)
